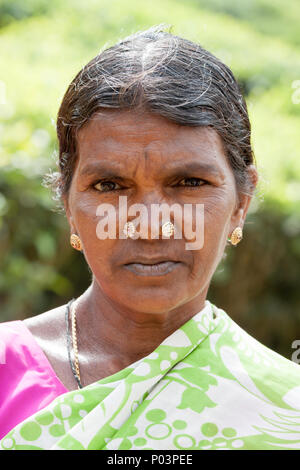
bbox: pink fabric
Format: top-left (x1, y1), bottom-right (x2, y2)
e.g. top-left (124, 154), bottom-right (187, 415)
top-left (0, 320), bottom-right (68, 439)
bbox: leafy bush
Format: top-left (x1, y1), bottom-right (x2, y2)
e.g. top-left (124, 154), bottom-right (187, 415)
top-left (0, 0), bottom-right (58, 28)
top-left (0, 0), bottom-right (299, 359)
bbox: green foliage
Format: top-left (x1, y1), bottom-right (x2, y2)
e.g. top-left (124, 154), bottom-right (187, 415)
top-left (0, 0), bottom-right (56, 28)
top-left (187, 0), bottom-right (300, 46)
top-left (0, 165), bottom-right (91, 321)
top-left (0, 0), bottom-right (299, 358)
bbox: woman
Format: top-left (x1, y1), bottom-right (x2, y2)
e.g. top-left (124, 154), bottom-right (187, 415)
top-left (1, 25), bottom-right (300, 451)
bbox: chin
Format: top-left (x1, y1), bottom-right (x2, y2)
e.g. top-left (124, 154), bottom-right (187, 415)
top-left (113, 285), bottom-right (186, 315)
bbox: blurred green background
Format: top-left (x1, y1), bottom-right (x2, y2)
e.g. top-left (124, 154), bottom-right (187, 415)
top-left (0, 0), bottom-right (299, 359)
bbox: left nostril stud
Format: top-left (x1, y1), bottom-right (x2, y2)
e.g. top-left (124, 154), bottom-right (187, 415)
top-left (162, 221), bottom-right (175, 238)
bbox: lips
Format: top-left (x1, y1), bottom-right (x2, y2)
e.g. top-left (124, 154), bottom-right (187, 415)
top-left (124, 256), bottom-right (179, 265)
top-left (123, 257), bottom-right (181, 276)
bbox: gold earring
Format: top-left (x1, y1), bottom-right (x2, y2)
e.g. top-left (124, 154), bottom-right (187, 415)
top-left (70, 234), bottom-right (82, 251)
top-left (228, 227), bottom-right (243, 246)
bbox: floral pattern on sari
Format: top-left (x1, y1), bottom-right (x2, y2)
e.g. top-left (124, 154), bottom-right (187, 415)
top-left (1, 300), bottom-right (300, 450)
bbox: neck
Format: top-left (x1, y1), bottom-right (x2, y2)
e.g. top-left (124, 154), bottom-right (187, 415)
top-left (75, 279), bottom-right (209, 364)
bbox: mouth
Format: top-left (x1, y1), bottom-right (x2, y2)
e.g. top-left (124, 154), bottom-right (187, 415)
top-left (123, 258), bottom-right (181, 276)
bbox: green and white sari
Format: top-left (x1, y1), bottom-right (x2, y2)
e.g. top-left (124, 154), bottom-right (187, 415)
top-left (1, 300), bottom-right (300, 450)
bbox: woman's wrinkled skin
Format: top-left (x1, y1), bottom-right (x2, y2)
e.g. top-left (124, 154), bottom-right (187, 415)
top-left (25, 109), bottom-right (258, 391)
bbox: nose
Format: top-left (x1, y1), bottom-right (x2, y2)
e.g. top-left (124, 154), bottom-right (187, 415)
top-left (122, 191), bottom-right (178, 240)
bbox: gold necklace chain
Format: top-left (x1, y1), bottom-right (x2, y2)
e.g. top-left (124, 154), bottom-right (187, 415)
top-left (71, 299), bottom-right (82, 387)
top-left (70, 298), bottom-right (217, 389)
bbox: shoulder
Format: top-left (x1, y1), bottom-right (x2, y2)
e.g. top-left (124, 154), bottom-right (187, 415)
top-left (22, 304), bottom-right (71, 380)
top-left (0, 305), bottom-right (71, 393)
top-left (0, 308), bottom-right (70, 439)
top-left (213, 305), bottom-right (300, 408)
top-left (214, 305), bottom-right (300, 372)
top-left (23, 304), bottom-right (68, 344)
top-left (0, 304), bottom-right (67, 365)
top-left (0, 320), bottom-right (26, 365)
top-left (0, 303), bottom-right (69, 378)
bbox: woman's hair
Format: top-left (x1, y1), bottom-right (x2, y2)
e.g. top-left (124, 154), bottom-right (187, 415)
top-left (49, 24), bottom-right (256, 202)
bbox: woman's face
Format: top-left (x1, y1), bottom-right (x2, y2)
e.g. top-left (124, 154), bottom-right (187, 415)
top-left (65, 109), bottom-right (255, 314)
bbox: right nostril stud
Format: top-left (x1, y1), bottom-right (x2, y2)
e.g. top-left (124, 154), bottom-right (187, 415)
top-left (123, 222), bottom-right (136, 239)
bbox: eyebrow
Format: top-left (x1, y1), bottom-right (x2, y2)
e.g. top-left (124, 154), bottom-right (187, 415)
top-left (167, 161), bottom-right (224, 179)
top-left (79, 161), bottom-right (125, 178)
top-left (79, 160), bottom-right (224, 179)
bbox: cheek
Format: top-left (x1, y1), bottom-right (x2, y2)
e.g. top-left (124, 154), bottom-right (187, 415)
top-left (73, 199), bottom-right (99, 242)
top-left (71, 196), bottom-right (116, 273)
top-left (203, 188), bottom-right (235, 233)
top-left (187, 192), bottom-right (234, 274)
top-left (71, 191), bottom-right (99, 221)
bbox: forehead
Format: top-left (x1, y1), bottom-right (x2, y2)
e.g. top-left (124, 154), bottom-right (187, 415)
top-left (76, 109), bottom-right (231, 174)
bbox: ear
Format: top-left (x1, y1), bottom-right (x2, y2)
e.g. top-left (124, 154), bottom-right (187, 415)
top-left (229, 165), bottom-right (259, 235)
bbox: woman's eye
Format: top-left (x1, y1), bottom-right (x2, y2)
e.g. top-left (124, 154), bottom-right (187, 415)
top-left (93, 180), bottom-right (122, 192)
top-left (177, 177), bottom-right (207, 187)
top-left (92, 178), bottom-right (206, 192)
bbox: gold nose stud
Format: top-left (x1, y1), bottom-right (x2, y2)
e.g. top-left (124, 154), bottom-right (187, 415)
top-left (162, 221), bottom-right (175, 238)
top-left (123, 221), bottom-right (175, 239)
top-left (123, 222), bottom-right (137, 239)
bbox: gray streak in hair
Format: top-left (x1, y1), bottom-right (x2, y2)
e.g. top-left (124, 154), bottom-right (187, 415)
top-left (45, 24), bottom-right (257, 204)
